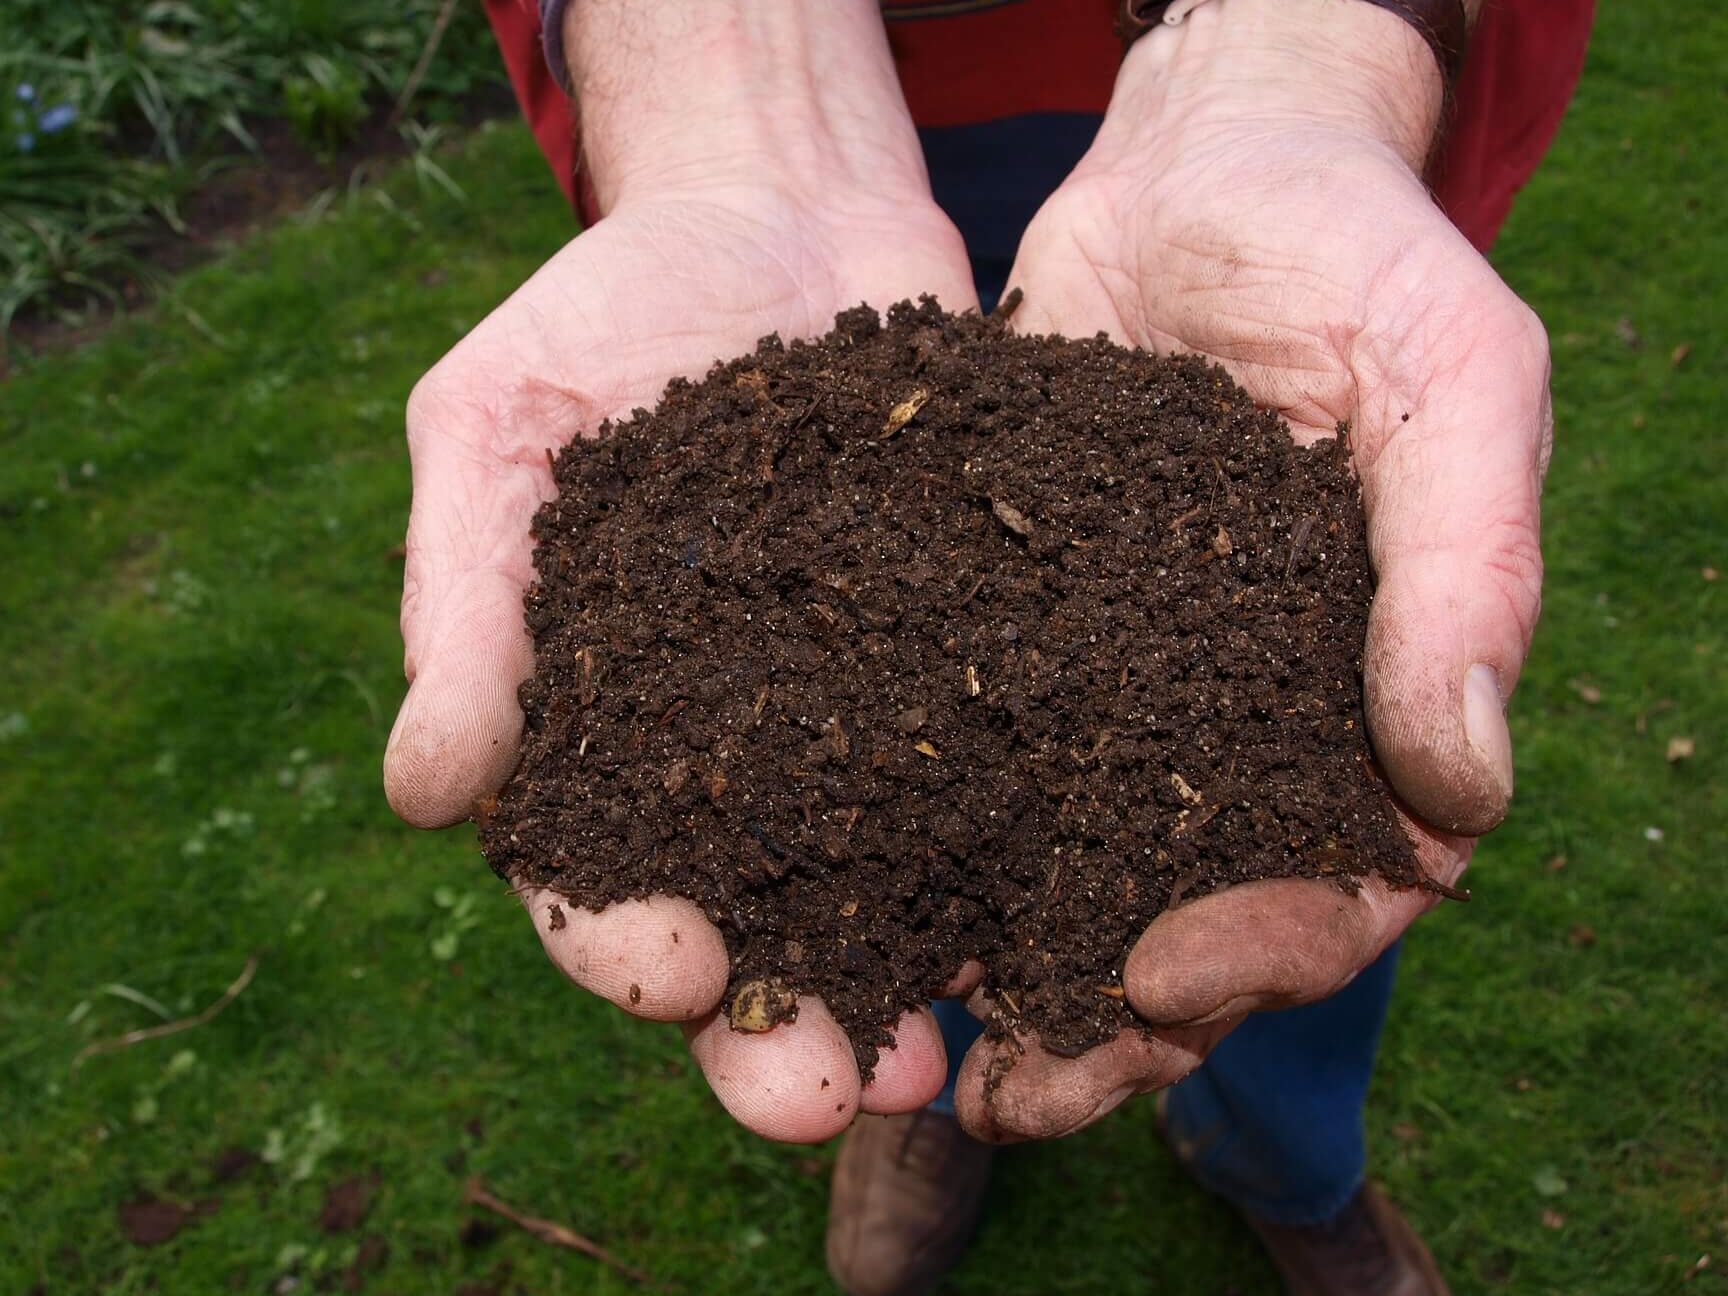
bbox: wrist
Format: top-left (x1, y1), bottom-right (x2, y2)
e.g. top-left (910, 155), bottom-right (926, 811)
top-left (566, 0), bottom-right (934, 214)
top-left (1096, 0), bottom-right (1447, 176)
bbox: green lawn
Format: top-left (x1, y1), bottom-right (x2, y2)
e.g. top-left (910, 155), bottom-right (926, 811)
top-left (1, 2), bottom-right (1723, 1290)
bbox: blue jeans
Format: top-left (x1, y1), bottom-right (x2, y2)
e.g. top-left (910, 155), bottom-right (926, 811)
top-left (926, 946), bottom-right (1400, 1227)
top-left (918, 114), bottom-right (1400, 1229)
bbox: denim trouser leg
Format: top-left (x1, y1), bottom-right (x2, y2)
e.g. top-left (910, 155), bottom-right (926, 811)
top-left (925, 944), bottom-right (1400, 1225)
top-left (927, 998), bottom-right (987, 1117)
top-left (1160, 941), bottom-right (1402, 1226)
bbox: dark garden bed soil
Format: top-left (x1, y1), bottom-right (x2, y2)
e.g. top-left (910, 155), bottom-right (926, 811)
top-left (482, 297), bottom-right (1421, 1078)
top-left (1, 88), bottom-right (515, 376)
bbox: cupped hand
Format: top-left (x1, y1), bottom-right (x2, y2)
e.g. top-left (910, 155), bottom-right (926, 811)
top-left (953, 1), bottom-right (1551, 1141)
top-left (384, 179), bottom-right (979, 1142)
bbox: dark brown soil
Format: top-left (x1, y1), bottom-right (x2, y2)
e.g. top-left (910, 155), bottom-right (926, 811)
top-left (118, 1198), bottom-right (188, 1247)
top-left (482, 298), bottom-right (1419, 1077)
top-left (1, 90), bottom-right (515, 376)
top-left (319, 1174), bottom-right (378, 1234)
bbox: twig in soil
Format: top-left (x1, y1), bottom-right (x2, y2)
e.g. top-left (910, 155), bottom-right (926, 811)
top-left (746, 820), bottom-right (817, 873)
top-left (1418, 874), bottom-right (1472, 903)
top-left (650, 698), bottom-right (689, 733)
top-left (463, 1178), bottom-right (660, 1288)
top-left (791, 393), bottom-right (827, 433)
top-left (1166, 868), bottom-right (1202, 911)
top-left (1168, 503), bottom-right (1206, 534)
top-left (1171, 802), bottom-right (1224, 838)
top-left (992, 286), bottom-right (1025, 323)
top-left (72, 955), bottom-right (258, 1070)
top-left (1209, 456), bottom-right (1234, 507)
top-left (1284, 514), bottom-right (1317, 584)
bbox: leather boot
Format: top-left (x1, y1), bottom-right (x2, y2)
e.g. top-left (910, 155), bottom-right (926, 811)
top-left (825, 1110), bottom-right (994, 1296)
top-left (1242, 1182), bottom-right (1451, 1296)
top-left (1159, 1094), bottom-right (1449, 1295)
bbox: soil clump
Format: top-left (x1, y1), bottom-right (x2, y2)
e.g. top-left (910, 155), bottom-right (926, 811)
top-left (481, 298), bottom-right (1418, 1077)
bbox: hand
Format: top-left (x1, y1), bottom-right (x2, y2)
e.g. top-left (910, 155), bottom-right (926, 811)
top-left (383, 0), bottom-right (978, 1142)
top-left (954, 0), bottom-right (1551, 1140)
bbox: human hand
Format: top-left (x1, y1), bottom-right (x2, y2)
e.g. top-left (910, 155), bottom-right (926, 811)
top-left (955, 0), bottom-right (1551, 1140)
top-left (383, 1), bottom-right (977, 1142)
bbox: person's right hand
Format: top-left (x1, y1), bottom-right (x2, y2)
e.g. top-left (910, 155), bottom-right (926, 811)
top-left (383, 1), bottom-right (979, 1143)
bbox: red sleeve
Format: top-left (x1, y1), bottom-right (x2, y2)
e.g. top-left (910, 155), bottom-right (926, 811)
top-left (486, 0), bottom-right (1595, 253)
top-left (483, 0), bottom-right (584, 215)
top-left (879, 0), bottom-right (1598, 253)
top-left (1431, 0), bottom-right (1596, 250)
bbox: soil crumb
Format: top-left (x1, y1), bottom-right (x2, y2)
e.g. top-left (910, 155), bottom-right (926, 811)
top-left (319, 1175), bottom-right (377, 1234)
top-left (482, 299), bottom-right (1417, 1077)
top-left (118, 1198), bottom-right (188, 1247)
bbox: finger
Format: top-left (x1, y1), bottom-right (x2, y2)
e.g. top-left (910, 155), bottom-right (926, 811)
top-left (384, 569), bottom-right (532, 828)
top-left (683, 996), bottom-right (862, 1143)
top-left (941, 960), bottom-right (985, 999)
top-left (1352, 256), bottom-right (1552, 835)
top-left (1124, 833), bottom-right (1466, 1027)
top-left (859, 1008), bottom-right (948, 1114)
top-left (526, 891), bottom-right (730, 1021)
top-left (953, 1022), bottom-right (1228, 1144)
top-left (383, 373), bottom-right (567, 828)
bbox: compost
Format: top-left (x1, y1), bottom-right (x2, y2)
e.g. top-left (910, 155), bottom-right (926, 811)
top-left (481, 298), bottom-right (1418, 1077)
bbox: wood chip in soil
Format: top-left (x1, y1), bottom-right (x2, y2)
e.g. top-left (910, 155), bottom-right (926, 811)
top-left (482, 299), bottom-right (1418, 1077)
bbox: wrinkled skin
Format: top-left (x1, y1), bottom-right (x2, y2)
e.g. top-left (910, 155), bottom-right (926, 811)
top-left (952, 109), bottom-right (1551, 1141)
top-left (385, 19), bottom-right (1550, 1145)
top-left (384, 182), bottom-right (981, 1141)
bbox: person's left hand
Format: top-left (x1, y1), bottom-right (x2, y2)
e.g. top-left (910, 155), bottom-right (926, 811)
top-left (951, 0), bottom-right (1552, 1141)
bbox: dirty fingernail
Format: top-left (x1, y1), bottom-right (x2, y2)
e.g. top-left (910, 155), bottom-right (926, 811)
top-left (1463, 663), bottom-right (1514, 803)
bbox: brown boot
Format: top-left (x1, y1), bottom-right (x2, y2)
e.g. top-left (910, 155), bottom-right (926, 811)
top-left (1156, 1094), bottom-right (1448, 1295)
top-left (1242, 1183), bottom-right (1451, 1296)
top-left (825, 1111), bottom-right (994, 1296)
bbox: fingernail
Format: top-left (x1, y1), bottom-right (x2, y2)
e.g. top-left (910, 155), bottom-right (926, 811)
top-left (1463, 664), bottom-right (1514, 802)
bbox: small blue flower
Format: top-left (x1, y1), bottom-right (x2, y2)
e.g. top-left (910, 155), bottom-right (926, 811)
top-left (15, 132), bottom-right (35, 153)
top-left (15, 83), bottom-right (34, 103)
top-left (37, 104), bottom-right (76, 134)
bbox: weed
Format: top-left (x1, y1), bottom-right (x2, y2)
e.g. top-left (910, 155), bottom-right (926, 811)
top-left (0, 0), bottom-right (497, 327)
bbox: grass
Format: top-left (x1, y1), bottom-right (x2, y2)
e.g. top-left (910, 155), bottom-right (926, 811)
top-left (0, 0), bottom-right (1723, 1289)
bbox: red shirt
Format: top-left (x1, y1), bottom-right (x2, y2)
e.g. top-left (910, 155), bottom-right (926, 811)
top-left (483, 0), bottom-right (1594, 253)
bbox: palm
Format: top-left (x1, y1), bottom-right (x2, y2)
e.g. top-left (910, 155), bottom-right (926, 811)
top-left (1014, 129), bottom-right (1527, 433)
top-left (400, 188), bottom-right (976, 705)
top-left (954, 127), bottom-right (1552, 1140)
top-left (387, 186), bottom-right (976, 1142)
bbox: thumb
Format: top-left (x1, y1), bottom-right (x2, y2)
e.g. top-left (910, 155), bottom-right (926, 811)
top-left (383, 373), bottom-right (562, 828)
top-left (1354, 270), bottom-right (1551, 837)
